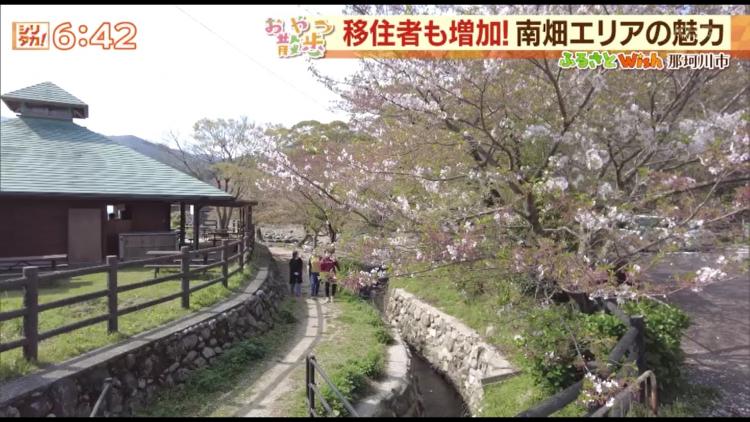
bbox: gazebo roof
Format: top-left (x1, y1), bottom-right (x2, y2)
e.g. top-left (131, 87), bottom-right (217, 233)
top-left (0, 116), bottom-right (239, 202)
top-left (1, 82), bottom-right (88, 118)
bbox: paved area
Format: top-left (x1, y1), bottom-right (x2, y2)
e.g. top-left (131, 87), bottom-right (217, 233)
top-left (225, 247), bottom-right (330, 417)
top-left (648, 248), bottom-right (749, 416)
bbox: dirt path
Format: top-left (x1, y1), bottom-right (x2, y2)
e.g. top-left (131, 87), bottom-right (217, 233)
top-left (209, 246), bottom-right (332, 417)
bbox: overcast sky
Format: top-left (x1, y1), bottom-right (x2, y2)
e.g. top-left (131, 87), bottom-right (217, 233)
top-left (0, 5), bottom-right (359, 143)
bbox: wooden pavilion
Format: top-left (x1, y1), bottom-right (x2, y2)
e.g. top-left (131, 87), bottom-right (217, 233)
top-left (0, 82), bottom-right (255, 265)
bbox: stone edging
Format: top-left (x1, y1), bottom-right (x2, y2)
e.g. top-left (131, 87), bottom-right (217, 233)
top-left (0, 245), bottom-right (286, 417)
top-left (352, 328), bottom-right (421, 417)
top-left (385, 287), bottom-right (519, 416)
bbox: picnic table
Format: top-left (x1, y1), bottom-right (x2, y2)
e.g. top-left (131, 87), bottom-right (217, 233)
top-left (0, 254), bottom-right (68, 271)
top-left (205, 229), bottom-right (242, 246)
top-left (144, 250), bottom-right (215, 277)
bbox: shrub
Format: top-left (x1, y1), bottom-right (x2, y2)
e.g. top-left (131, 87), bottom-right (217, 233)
top-left (621, 299), bottom-right (690, 395)
top-left (517, 298), bottom-right (690, 400)
top-left (277, 309), bottom-right (297, 324)
top-left (516, 304), bottom-right (589, 393)
top-left (373, 326), bottom-right (393, 345)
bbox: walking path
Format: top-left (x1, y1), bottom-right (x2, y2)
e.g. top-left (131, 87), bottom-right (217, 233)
top-left (208, 246), bottom-right (333, 417)
top-left (652, 247), bottom-right (750, 416)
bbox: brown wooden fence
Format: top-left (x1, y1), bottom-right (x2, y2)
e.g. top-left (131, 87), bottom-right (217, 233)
top-left (516, 300), bottom-right (656, 417)
top-left (0, 236), bottom-right (254, 362)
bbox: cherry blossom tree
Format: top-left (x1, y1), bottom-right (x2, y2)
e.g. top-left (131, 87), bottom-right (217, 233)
top-left (259, 4), bottom-right (749, 301)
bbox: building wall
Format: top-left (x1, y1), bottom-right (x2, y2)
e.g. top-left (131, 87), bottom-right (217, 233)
top-left (0, 198), bottom-right (171, 260)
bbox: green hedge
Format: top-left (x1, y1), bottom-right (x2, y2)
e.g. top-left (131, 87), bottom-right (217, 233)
top-left (517, 298), bottom-right (690, 396)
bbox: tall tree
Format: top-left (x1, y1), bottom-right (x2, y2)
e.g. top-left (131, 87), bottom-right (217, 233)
top-left (256, 120), bottom-right (378, 243)
top-left (170, 116), bottom-right (264, 230)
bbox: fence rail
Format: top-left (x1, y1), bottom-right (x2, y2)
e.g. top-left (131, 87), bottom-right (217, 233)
top-left (90, 378), bottom-right (113, 417)
top-left (306, 354), bottom-right (360, 417)
top-left (0, 236), bottom-right (254, 362)
top-left (516, 299), bottom-right (653, 418)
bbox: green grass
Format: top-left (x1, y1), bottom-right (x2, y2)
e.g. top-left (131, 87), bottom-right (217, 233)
top-left (481, 373), bottom-right (586, 417)
top-left (627, 382), bottom-right (720, 417)
top-left (0, 257), bottom-right (258, 382)
top-left (390, 267), bottom-right (537, 358)
top-left (283, 290), bottom-right (390, 417)
top-left (137, 298), bottom-right (300, 417)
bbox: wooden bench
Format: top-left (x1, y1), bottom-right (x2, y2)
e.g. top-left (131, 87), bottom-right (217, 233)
top-left (0, 254), bottom-right (68, 272)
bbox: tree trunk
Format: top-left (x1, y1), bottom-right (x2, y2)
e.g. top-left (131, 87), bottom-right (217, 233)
top-left (327, 221), bottom-right (337, 243)
top-left (297, 233), bottom-right (311, 248)
top-left (217, 207), bottom-right (234, 231)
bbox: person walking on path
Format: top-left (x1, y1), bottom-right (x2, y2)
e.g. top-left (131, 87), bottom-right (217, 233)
top-left (289, 251), bottom-right (303, 298)
top-left (320, 248), bottom-right (340, 303)
top-left (308, 251), bottom-right (322, 298)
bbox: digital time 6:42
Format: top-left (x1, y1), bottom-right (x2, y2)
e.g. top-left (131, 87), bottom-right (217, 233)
top-left (53, 22), bottom-right (137, 50)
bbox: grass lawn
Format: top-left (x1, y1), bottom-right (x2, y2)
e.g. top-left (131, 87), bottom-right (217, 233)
top-left (0, 256), bottom-right (258, 382)
top-left (282, 290), bottom-right (391, 417)
top-left (137, 298), bottom-right (300, 417)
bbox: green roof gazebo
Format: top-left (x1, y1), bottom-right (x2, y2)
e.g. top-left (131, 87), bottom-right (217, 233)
top-left (0, 82), bottom-right (255, 264)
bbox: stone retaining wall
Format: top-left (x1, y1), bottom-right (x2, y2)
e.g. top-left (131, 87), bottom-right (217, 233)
top-left (0, 245), bottom-right (286, 418)
top-left (384, 288), bottom-right (518, 416)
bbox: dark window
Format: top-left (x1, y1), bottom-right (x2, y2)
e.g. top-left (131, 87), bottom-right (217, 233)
top-left (107, 204), bottom-right (131, 221)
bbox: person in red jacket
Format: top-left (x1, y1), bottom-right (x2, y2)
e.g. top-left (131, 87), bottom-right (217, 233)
top-left (319, 248), bottom-right (340, 303)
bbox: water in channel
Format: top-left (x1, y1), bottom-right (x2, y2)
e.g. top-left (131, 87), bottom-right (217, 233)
top-left (366, 279), bottom-right (470, 417)
top-left (410, 349), bottom-right (471, 417)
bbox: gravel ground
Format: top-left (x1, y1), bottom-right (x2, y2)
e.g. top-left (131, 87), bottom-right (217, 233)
top-left (648, 248), bottom-right (749, 416)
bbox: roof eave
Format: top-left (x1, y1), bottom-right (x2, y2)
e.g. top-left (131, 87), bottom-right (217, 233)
top-left (0, 191), bottom-right (253, 205)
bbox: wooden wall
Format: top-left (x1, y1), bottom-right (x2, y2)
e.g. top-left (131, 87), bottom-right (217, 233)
top-left (0, 198), bottom-right (171, 260)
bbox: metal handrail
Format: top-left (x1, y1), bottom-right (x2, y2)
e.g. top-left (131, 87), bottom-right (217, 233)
top-left (589, 370), bottom-right (658, 417)
top-left (306, 354), bottom-right (360, 417)
top-left (90, 377), bottom-right (113, 417)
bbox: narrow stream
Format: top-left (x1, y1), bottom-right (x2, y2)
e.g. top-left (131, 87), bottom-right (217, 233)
top-left (410, 349), bottom-right (471, 417)
top-left (366, 278), bottom-right (470, 417)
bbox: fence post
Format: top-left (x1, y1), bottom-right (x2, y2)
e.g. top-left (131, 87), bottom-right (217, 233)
top-left (630, 315), bottom-right (646, 406)
top-left (239, 236), bottom-right (245, 271)
top-left (307, 355), bottom-right (316, 416)
top-left (106, 255), bottom-right (118, 333)
top-left (181, 246), bottom-right (191, 309)
top-left (221, 239), bottom-right (229, 288)
top-left (630, 315), bottom-right (646, 374)
top-left (22, 266), bottom-right (39, 361)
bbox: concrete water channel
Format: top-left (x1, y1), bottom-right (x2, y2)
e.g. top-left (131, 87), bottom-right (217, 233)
top-left (366, 280), bottom-right (471, 417)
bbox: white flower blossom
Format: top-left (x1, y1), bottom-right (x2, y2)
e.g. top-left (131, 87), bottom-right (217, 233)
top-left (544, 176), bottom-right (569, 192)
top-left (586, 149), bottom-right (604, 171)
top-left (598, 182), bottom-right (613, 199)
top-left (695, 267), bottom-right (726, 284)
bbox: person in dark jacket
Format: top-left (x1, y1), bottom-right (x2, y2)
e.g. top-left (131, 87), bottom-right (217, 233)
top-left (289, 251), bottom-right (304, 298)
